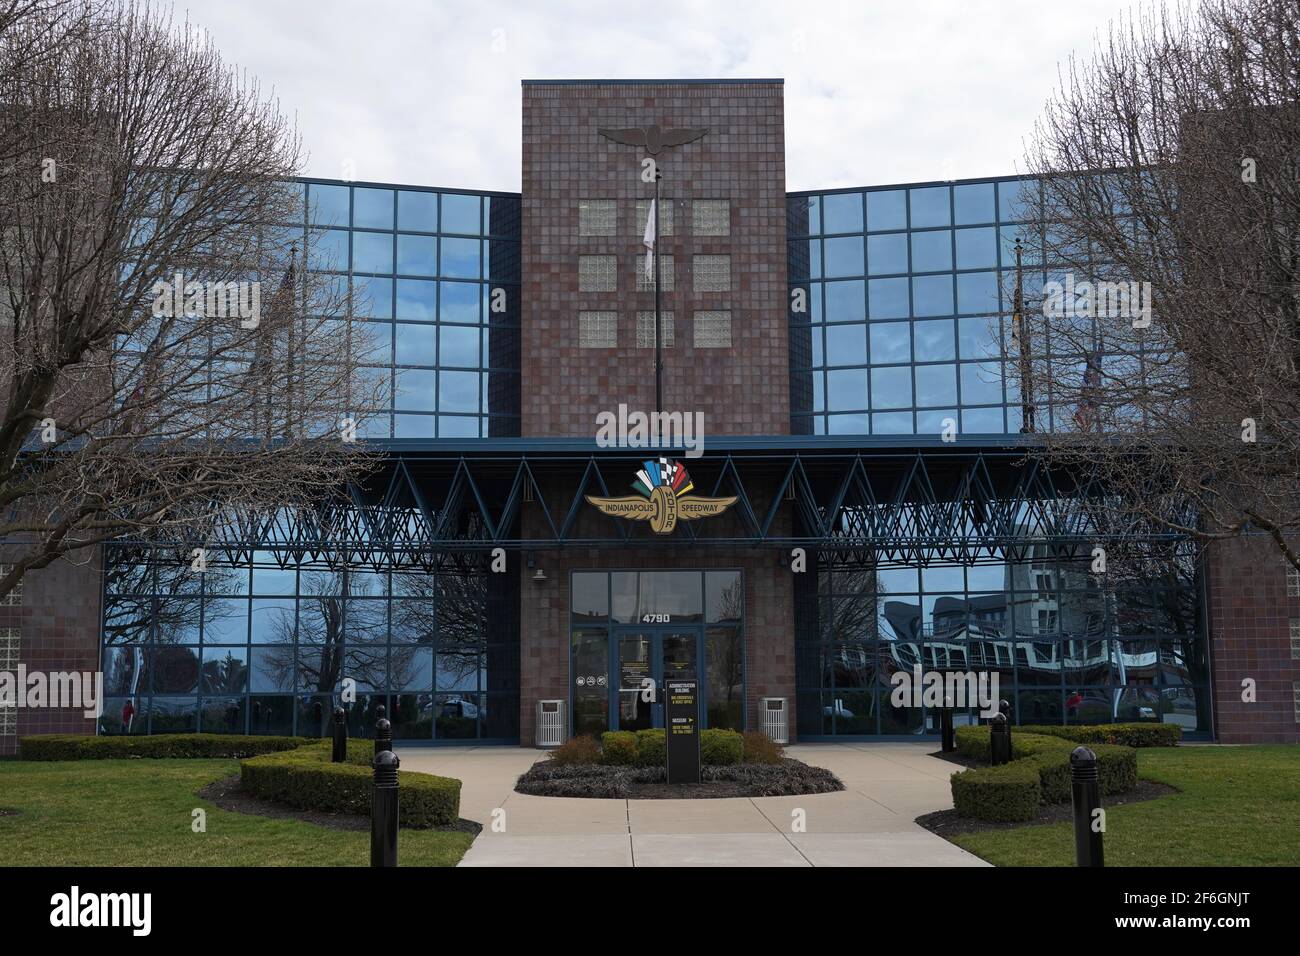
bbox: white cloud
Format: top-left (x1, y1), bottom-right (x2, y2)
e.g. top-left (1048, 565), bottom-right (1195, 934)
top-left (188, 0), bottom-right (1142, 191)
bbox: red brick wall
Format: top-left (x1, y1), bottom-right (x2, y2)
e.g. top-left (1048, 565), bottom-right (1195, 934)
top-left (520, 80), bottom-right (790, 438)
top-left (0, 548), bottom-right (102, 756)
top-left (1206, 536), bottom-right (1300, 743)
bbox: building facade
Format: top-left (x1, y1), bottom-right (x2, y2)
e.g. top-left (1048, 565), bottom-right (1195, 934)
top-left (4, 78), bottom-right (1296, 756)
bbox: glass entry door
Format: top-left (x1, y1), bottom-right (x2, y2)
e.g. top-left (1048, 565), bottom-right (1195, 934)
top-left (614, 627), bottom-right (702, 731)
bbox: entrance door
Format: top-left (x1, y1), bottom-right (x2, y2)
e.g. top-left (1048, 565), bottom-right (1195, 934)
top-left (614, 627), bottom-right (702, 731)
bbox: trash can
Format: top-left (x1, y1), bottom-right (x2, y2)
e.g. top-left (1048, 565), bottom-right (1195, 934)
top-left (760, 697), bottom-right (788, 744)
top-left (535, 699), bottom-right (564, 748)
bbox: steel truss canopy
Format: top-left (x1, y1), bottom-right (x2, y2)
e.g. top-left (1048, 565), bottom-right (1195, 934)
top-left (113, 438), bottom-right (1198, 573)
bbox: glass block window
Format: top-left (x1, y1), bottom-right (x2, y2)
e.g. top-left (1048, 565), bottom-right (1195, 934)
top-left (636, 311), bottom-right (675, 348)
top-left (693, 200), bottom-right (730, 236)
top-left (1288, 563), bottom-right (1299, 597)
top-left (578, 255), bottom-right (617, 293)
top-left (0, 566), bottom-right (20, 606)
top-left (694, 255), bottom-right (731, 293)
top-left (694, 311), bottom-right (732, 349)
top-left (1291, 619), bottom-right (1300, 659)
top-left (579, 311), bottom-right (618, 348)
top-left (579, 200), bottom-right (617, 237)
top-left (0, 628), bottom-right (15, 738)
top-left (636, 199), bottom-right (674, 237)
top-left (636, 255), bottom-right (674, 292)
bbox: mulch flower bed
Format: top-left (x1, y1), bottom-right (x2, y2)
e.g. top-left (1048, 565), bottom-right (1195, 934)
top-left (197, 774), bottom-right (482, 834)
top-left (515, 758), bottom-right (844, 800)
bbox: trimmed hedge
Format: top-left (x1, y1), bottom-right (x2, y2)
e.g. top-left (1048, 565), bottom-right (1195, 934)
top-left (20, 734), bottom-right (309, 761)
top-left (240, 739), bottom-right (460, 828)
top-left (622, 728), bottom-right (744, 767)
top-left (1014, 723), bottom-right (1181, 748)
top-left (950, 726), bottom-right (1137, 822)
top-left (599, 731), bottom-right (637, 765)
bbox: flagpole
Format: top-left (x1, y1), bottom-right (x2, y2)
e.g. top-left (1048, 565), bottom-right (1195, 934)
top-left (653, 167), bottom-right (663, 416)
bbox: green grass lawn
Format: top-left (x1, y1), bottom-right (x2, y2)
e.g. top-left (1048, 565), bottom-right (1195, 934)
top-left (952, 745), bottom-right (1300, 866)
top-left (0, 759), bottom-right (473, 867)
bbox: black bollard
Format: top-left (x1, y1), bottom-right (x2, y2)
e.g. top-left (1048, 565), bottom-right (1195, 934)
top-left (371, 749), bottom-right (400, 867)
top-left (990, 712), bottom-right (1009, 765)
top-left (375, 707), bottom-right (392, 758)
top-left (1070, 746), bottom-right (1105, 867)
top-left (331, 706), bottom-right (347, 763)
top-left (940, 695), bottom-right (955, 753)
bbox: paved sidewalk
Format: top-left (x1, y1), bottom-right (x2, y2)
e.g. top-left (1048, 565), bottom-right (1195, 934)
top-left (394, 741), bottom-right (988, 867)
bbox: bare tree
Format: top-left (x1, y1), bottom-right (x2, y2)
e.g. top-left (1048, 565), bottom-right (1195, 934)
top-left (0, 0), bottom-right (383, 600)
top-left (1014, 0), bottom-right (1300, 568)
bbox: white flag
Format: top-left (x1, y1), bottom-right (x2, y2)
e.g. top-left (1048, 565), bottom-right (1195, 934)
top-left (643, 198), bottom-right (656, 279)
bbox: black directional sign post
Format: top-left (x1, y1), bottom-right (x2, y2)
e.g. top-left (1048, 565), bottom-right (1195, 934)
top-left (665, 679), bottom-right (700, 785)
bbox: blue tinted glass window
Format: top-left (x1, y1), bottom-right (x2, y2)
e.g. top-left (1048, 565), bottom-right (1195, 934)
top-left (826, 368), bottom-right (868, 410)
top-left (866, 190), bottom-right (907, 231)
top-left (958, 316), bottom-right (1001, 359)
top-left (360, 322), bottom-right (392, 364)
top-left (440, 238), bottom-right (481, 278)
top-left (807, 196), bottom-right (821, 234)
top-left (998, 180), bottom-right (1033, 222)
top-left (353, 188), bottom-right (394, 230)
top-left (398, 191), bottom-right (438, 231)
top-left (913, 319), bottom-right (955, 361)
top-left (821, 193), bottom-right (863, 233)
top-left (827, 413), bottom-right (869, 434)
top-left (309, 229), bottom-right (349, 271)
top-left (960, 362), bottom-right (1003, 404)
top-left (870, 322), bottom-right (910, 364)
top-left (917, 409), bottom-right (958, 434)
top-left (353, 276), bottom-right (393, 319)
top-left (873, 411), bottom-right (913, 433)
top-left (909, 187), bottom-right (950, 228)
top-left (439, 325), bottom-right (479, 367)
top-left (915, 363), bottom-right (957, 406)
top-left (397, 235), bottom-right (437, 276)
top-left (911, 231), bottom-right (952, 271)
top-left (441, 194), bottom-right (481, 234)
top-left (955, 227), bottom-right (997, 269)
top-left (867, 233), bottom-right (908, 275)
top-left (869, 277), bottom-right (909, 319)
top-left (824, 280), bottom-right (865, 322)
top-left (394, 414), bottom-right (434, 438)
top-left (353, 232), bottom-right (393, 274)
top-left (810, 329), bottom-right (824, 368)
top-left (809, 282), bottom-right (823, 323)
top-left (825, 325), bottom-right (866, 366)
top-left (811, 371), bottom-right (825, 410)
top-left (395, 369), bottom-right (437, 411)
top-left (308, 184), bottom-right (349, 226)
top-left (439, 281), bottom-right (480, 323)
top-left (823, 236), bottom-right (864, 278)
top-left (394, 323), bottom-right (436, 365)
top-left (439, 371), bottom-right (479, 413)
top-left (957, 271), bottom-right (1000, 313)
top-left (395, 278), bottom-right (437, 321)
top-left (962, 406), bottom-right (1005, 432)
top-left (439, 415), bottom-right (480, 438)
top-left (871, 366), bottom-right (911, 409)
top-left (953, 183), bottom-right (996, 225)
top-left (1001, 226), bottom-right (1041, 266)
top-left (912, 274), bottom-right (954, 317)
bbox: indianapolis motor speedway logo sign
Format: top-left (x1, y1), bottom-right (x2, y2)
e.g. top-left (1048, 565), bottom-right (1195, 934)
top-left (585, 458), bottom-right (736, 535)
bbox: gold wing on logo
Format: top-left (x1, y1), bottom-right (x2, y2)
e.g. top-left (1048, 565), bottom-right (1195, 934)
top-left (674, 495), bottom-right (738, 521)
top-left (584, 495), bottom-right (657, 521)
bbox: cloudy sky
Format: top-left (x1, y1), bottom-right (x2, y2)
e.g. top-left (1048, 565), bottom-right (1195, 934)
top-left (189, 0), bottom-right (1143, 192)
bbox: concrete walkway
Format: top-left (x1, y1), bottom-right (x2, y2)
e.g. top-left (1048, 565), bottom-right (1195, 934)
top-left (394, 741), bottom-right (989, 867)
